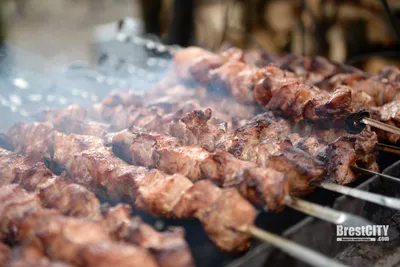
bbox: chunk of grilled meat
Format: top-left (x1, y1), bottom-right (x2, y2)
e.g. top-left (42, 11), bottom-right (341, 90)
top-left (173, 180), bottom-right (256, 251)
top-left (6, 122), bottom-right (55, 163)
top-left (101, 204), bottom-right (194, 267)
top-left (0, 148), bottom-right (195, 267)
top-left (174, 47), bottom-right (224, 83)
top-left (253, 73), bottom-right (352, 122)
top-left (314, 130), bottom-right (379, 184)
top-left (0, 148), bottom-right (102, 220)
top-left (277, 54), bottom-right (362, 85)
top-left (113, 128), bottom-right (290, 211)
top-left (0, 243), bottom-right (10, 266)
top-left (264, 148), bottom-right (325, 195)
top-left (6, 241), bottom-right (75, 267)
top-left (168, 109), bottom-right (292, 154)
top-left (327, 73), bottom-right (400, 106)
top-left (1, 184), bottom-right (181, 267)
top-left (6, 122), bottom-right (256, 252)
top-left (209, 61), bottom-right (267, 104)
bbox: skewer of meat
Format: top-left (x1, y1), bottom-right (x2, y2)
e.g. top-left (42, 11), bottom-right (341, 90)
top-left (102, 105), bottom-right (397, 210)
top-left (27, 108), bottom-right (379, 228)
top-left (173, 109), bottom-right (400, 208)
top-left (172, 47), bottom-right (400, 126)
top-left (4, 122), bottom-right (257, 252)
top-left (0, 148), bottom-right (196, 267)
top-left (32, 100), bottom-right (399, 206)
top-left (2, 122), bottom-right (348, 267)
top-left (0, 184), bottom-right (160, 267)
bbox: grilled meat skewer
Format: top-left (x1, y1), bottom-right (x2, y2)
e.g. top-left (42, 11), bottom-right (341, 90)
top-left (0, 184), bottom-right (159, 267)
top-left (1, 124), bottom-right (355, 267)
top-left (32, 99), bottom-right (379, 195)
top-left (173, 47), bottom-right (400, 127)
top-left (5, 122), bottom-right (257, 252)
top-left (0, 148), bottom-right (196, 267)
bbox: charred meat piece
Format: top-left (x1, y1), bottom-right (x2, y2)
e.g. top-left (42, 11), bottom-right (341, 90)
top-left (0, 185), bottom-right (165, 267)
top-left (265, 147), bottom-right (325, 195)
top-left (101, 204), bottom-right (195, 267)
top-left (370, 100), bottom-right (400, 144)
top-left (227, 167), bottom-right (289, 211)
top-left (318, 130), bottom-right (379, 184)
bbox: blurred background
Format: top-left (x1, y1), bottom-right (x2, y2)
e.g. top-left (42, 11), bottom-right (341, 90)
top-left (1, 0), bottom-right (399, 72)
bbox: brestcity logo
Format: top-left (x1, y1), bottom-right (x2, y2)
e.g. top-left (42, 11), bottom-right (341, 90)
top-left (336, 225), bottom-right (390, 242)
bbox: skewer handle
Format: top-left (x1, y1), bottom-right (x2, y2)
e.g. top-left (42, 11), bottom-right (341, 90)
top-left (375, 143), bottom-right (400, 156)
top-left (362, 118), bottom-right (400, 136)
top-left (247, 226), bottom-right (347, 267)
top-left (314, 181), bottom-right (400, 211)
top-left (286, 197), bottom-right (373, 227)
top-left (351, 165), bottom-right (400, 184)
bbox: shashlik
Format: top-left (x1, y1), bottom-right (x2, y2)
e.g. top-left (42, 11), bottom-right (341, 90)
top-left (31, 95), bottom-right (379, 194)
top-left (172, 47), bottom-right (400, 128)
top-left (4, 122), bottom-right (257, 252)
top-left (26, 95), bottom-right (379, 204)
top-left (0, 148), bottom-right (195, 267)
top-left (110, 110), bottom-right (378, 194)
top-left (0, 184), bottom-right (159, 267)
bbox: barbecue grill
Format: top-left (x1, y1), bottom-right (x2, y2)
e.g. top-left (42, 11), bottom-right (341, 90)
top-left (0, 17), bottom-right (399, 267)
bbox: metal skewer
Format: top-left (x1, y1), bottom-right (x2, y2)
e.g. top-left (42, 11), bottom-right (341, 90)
top-left (244, 226), bottom-right (347, 267)
top-left (286, 196), bottom-right (373, 227)
top-left (351, 165), bottom-right (400, 184)
top-left (362, 117), bottom-right (400, 136)
top-left (345, 110), bottom-right (400, 136)
top-left (375, 143), bottom-right (400, 156)
top-left (313, 181), bottom-right (400, 210)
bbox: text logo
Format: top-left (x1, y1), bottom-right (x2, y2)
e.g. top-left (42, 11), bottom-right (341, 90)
top-left (336, 225), bottom-right (389, 242)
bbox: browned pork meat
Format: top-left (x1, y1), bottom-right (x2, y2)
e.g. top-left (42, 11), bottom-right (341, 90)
top-left (209, 61), bottom-right (268, 104)
top-left (113, 128), bottom-right (290, 211)
top-left (0, 148), bottom-right (102, 219)
top-left (0, 147), bottom-right (195, 267)
top-left (370, 100), bottom-right (400, 144)
top-left (328, 73), bottom-right (400, 106)
top-left (101, 204), bottom-right (194, 267)
top-left (6, 122), bottom-right (54, 163)
top-left (0, 185), bottom-right (159, 267)
top-left (264, 147), bottom-right (325, 195)
top-left (7, 245), bottom-right (75, 267)
top-left (7, 122), bottom-right (256, 252)
top-left (315, 130), bottom-right (379, 184)
top-left (174, 47), bottom-right (224, 82)
top-left (254, 73), bottom-right (352, 122)
top-left (0, 243), bottom-right (10, 266)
